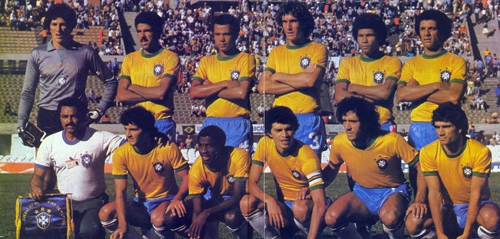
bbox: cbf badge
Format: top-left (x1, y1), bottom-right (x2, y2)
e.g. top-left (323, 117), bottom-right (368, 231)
top-left (153, 162), bottom-right (164, 174)
top-left (291, 169), bottom-right (301, 180)
top-left (153, 64), bottom-right (163, 77)
top-left (80, 154), bottom-right (93, 168)
top-left (226, 175), bottom-right (235, 185)
top-left (56, 75), bottom-right (67, 88)
top-left (300, 56), bottom-right (311, 69)
top-left (376, 156), bottom-right (389, 170)
top-left (440, 69), bottom-right (451, 83)
top-left (373, 71), bottom-right (385, 85)
top-left (462, 166), bottom-right (473, 179)
top-left (230, 70), bottom-right (240, 81)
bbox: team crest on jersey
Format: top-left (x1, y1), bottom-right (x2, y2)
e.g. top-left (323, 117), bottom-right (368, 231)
top-left (230, 70), bottom-right (240, 81)
top-left (440, 69), bottom-right (451, 83)
top-left (226, 175), bottom-right (235, 184)
top-left (373, 71), bottom-right (384, 85)
top-left (153, 162), bottom-right (164, 174)
top-left (56, 75), bottom-right (67, 88)
top-left (291, 169), bottom-right (301, 180)
top-left (300, 56), bottom-right (311, 69)
top-left (35, 208), bottom-right (51, 230)
top-left (153, 64), bottom-right (163, 76)
top-left (462, 166), bottom-right (473, 179)
top-left (80, 153), bottom-right (93, 168)
top-left (376, 158), bottom-right (388, 170)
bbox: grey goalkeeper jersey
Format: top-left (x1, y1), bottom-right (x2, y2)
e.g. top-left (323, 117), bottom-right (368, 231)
top-left (18, 40), bottom-right (117, 127)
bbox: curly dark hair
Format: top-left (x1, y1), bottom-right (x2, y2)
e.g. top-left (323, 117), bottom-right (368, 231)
top-left (277, 2), bottom-right (314, 39)
top-left (336, 97), bottom-right (380, 139)
top-left (134, 11), bottom-right (163, 36)
top-left (198, 125), bottom-right (226, 148)
top-left (432, 102), bottom-right (468, 136)
top-left (120, 106), bottom-right (157, 134)
top-left (265, 106), bottom-right (299, 134)
top-left (352, 13), bottom-right (387, 45)
top-left (57, 97), bottom-right (87, 117)
top-left (415, 10), bottom-right (452, 45)
top-left (43, 3), bottom-right (77, 31)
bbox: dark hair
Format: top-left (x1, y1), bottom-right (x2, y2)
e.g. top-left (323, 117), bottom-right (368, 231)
top-left (134, 11), bottom-right (163, 35)
top-left (213, 14), bottom-right (240, 37)
top-left (432, 102), bottom-right (468, 136)
top-left (198, 125), bottom-right (226, 148)
top-left (336, 97), bottom-right (380, 138)
top-left (43, 3), bottom-right (77, 31)
top-left (415, 10), bottom-right (452, 44)
top-left (277, 2), bottom-right (314, 39)
top-left (353, 13), bottom-right (387, 45)
top-left (57, 97), bottom-right (88, 116)
top-left (120, 106), bottom-right (156, 133)
top-left (265, 106), bottom-right (299, 134)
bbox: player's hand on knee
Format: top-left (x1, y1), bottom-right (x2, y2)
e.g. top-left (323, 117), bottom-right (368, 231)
top-left (165, 199), bottom-right (186, 217)
top-left (405, 202), bottom-right (428, 219)
top-left (266, 199), bottom-right (285, 228)
top-left (189, 211), bottom-right (209, 239)
top-left (295, 187), bottom-right (311, 200)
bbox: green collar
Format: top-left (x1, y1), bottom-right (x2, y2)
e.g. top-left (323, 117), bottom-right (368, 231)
top-left (141, 48), bottom-right (164, 58)
top-left (422, 50), bottom-right (447, 59)
top-left (286, 41), bottom-right (312, 50)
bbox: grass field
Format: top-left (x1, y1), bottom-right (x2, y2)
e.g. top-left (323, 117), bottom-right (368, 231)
top-left (3, 173), bottom-right (500, 239)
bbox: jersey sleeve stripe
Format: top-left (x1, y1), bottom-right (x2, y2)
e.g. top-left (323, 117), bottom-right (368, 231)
top-left (407, 154), bottom-right (419, 167)
top-left (335, 79), bottom-right (349, 84)
top-left (450, 79), bottom-right (466, 84)
top-left (239, 77), bottom-right (251, 82)
top-left (234, 177), bottom-right (248, 182)
top-left (423, 171), bottom-right (438, 176)
top-left (472, 172), bottom-right (490, 178)
top-left (119, 75), bottom-right (131, 81)
top-left (112, 174), bottom-right (127, 179)
top-left (192, 77), bottom-right (204, 82)
top-left (34, 164), bottom-right (50, 169)
top-left (252, 160), bottom-right (264, 166)
top-left (174, 164), bottom-right (189, 173)
top-left (162, 73), bottom-right (174, 78)
top-left (264, 67), bottom-right (275, 74)
top-left (385, 76), bottom-right (399, 82)
top-left (309, 184), bottom-right (324, 191)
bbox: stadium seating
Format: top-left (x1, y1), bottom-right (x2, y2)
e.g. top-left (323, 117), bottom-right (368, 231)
top-left (0, 27), bottom-right (38, 54)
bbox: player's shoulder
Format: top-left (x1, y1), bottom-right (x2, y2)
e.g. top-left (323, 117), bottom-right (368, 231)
top-left (466, 137), bottom-right (488, 151)
top-left (332, 132), bottom-right (349, 145)
top-left (381, 55), bottom-right (402, 65)
top-left (421, 139), bottom-right (441, 152)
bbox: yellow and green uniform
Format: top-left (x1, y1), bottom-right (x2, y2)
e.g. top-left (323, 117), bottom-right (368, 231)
top-left (398, 50), bottom-right (466, 122)
top-left (192, 52), bottom-right (255, 117)
top-left (188, 147), bottom-right (250, 197)
top-left (253, 136), bottom-right (324, 201)
top-left (420, 138), bottom-right (491, 204)
top-left (112, 142), bottom-right (189, 200)
top-left (119, 48), bottom-right (180, 120)
top-left (329, 131), bottom-right (418, 188)
top-left (265, 42), bottom-right (327, 114)
top-left (336, 55), bottom-right (402, 125)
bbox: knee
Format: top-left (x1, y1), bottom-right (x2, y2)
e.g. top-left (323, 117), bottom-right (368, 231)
top-left (151, 211), bottom-right (166, 228)
top-left (240, 195), bottom-right (257, 215)
top-left (325, 207), bottom-right (341, 228)
top-left (76, 221), bottom-right (105, 239)
top-left (224, 210), bottom-right (244, 229)
top-left (98, 203), bottom-right (115, 222)
top-left (481, 208), bottom-right (500, 231)
top-left (405, 216), bottom-right (424, 235)
top-left (292, 201), bottom-right (311, 223)
top-left (379, 208), bottom-right (403, 229)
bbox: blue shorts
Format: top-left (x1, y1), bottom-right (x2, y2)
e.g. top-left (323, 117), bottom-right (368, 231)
top-left (283, 197), bottom-right (333, 210)
top-left (202, 117), bottom-right (252, 152)
top-left (132, 196), bottom-right (174, 215)
top-left (453, 200), bottom-right (495, 229)
top-left (203, 188), bottom-right (231, 201)
top-left (295, 113), bottom-right (326, 154)
top-left (409, 122), bottom-right (438, 150)
top-left (353, 183), bottom-right (411, 216)
top-left (155, 118), bottom-right (176, 142)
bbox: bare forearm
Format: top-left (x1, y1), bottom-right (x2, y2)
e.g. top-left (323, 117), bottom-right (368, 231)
top-left (249, 182), bottom-right (274, 204)
top-left (307, 202), bottom-right (326, 239)
top-left (427, 90), bottom-right (461, 104)
top-left (128, 84), bottom-right (169, 101)
top-left (190, 81), bottom-right (227, 100)
top-left (258, 79), bottom-right (295, 95)
top-left (117, 88), bottom-right (147, 103)
top-left (218, 85), bottom-right (248, 100)
top-left (273, 72), bottom-right (319, 89)
top-left (428, 191), bottom-right (445, 236)
top-left (397, 84), bottom-right (438, 102)
top-left (348, 83), bottom-right (395, 101)
top-left (115, 190), bottom-right (128, 228)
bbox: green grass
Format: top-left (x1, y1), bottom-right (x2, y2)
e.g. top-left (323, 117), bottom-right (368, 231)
top-left (3, 173), bottom-right (500, 238)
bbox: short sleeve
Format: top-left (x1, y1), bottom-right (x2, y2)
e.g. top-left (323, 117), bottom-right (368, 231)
top-left (119, 54), bottom-right (131, 80)
top-left (265, 49), bottom-right (277, 73)
top-left (450, 56), bottom-right (466, 84)
top-left (252, 137), bottom-right (266, 166)
top-left (328, 136), bottom-right (344, 167)
top-left (188, 161), bottom-right (205, 197)
top-left (311, 44), bottom-right (327, 69)
top-left (299, 149), bottom-right (324, 190)
top-left (420, 146), bottom-right (438, 176)
top-left (394, 134), bottom-right (418, 166)
top-left (399, 59), bottom-right (415, 85)
top-left (192, 57), bottom-right (207, 82)
top-left (335, 58), bottom-right (350, 83)
top-left (34, 139), bottom-right (52, 168)
top-left (238, 54), bottom-right (256, 82)
top-left (168, 145), bottom-right (189, 173)
top-left (385, 57), bottom-right (403, 81)
top-left (162, 52), bottom-right (180, 79)
top-left (472, 147), bottom-right (492, 178)
top-left (112, 146), bottom-right (128, 179)
top-left (234, 150), bottom-right (250, 181)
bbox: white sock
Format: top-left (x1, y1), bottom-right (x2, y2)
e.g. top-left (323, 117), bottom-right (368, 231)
top-left (478, 226), bottom-right (500, 239)
top-left (244, 209), bottom-right (280, 239)
top-left (101, 219), bottom-right (118, 234)
top-left (152, 225), bottom-right (174, 239)
top-left (294, 218), bottom-right (309, 234)
top-left (383, 222), bottom-right (405, 239)
top-left (227, 221), bottom-right (253, 239)
top-left (332, 222), bottom-right (364, 239)
top-left (410, 227), bottom-right (437, 239)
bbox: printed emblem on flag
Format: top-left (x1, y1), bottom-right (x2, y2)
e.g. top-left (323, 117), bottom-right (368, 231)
top-left (373, 71), bottom-right (384, 85)
top-left (35, 208), bottom-right (51, 230)
top-left (300, 56), bottom-right (311, 69)
top-left (154, 64), bottom-right (163, 77)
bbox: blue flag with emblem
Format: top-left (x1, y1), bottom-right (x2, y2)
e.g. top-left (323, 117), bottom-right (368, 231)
top-left (15, 194), bottom-right (72, 239)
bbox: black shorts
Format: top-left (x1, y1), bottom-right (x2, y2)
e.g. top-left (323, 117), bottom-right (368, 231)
top-left (37, 108), bottom-right (62, 136)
